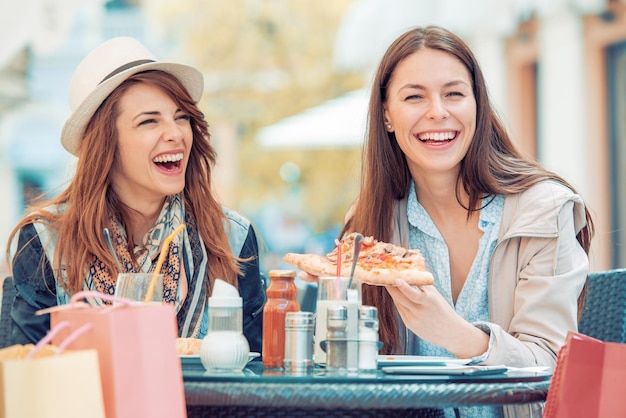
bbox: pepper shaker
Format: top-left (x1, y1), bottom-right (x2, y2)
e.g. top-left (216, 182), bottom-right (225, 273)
top-left (284, 311), bottom-right (315, 375)
top-left (326, 305), bottom-right (348, 374)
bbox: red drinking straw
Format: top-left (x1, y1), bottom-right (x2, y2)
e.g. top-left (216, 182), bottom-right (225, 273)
top-left (334, 239), bottom-right (343, 298)
top-left (334, 239), bottom-right (342, 277)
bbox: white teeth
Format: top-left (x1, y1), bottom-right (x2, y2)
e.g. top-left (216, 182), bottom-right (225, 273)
top-left (418, 132), bottom-right (456, 141)
top-left (153, 153), bottom-right (183, 163)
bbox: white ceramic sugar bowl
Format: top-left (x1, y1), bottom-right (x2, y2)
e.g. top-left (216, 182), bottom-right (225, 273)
top-left (200, 280), bottom-right (250, 373)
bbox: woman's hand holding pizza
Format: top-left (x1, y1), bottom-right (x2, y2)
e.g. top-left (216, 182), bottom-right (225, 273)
top-left (386, 280), bottom-right (490, 359)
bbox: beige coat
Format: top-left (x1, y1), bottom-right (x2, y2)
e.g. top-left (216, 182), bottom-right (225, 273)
top-left (392, 180), bottom-right (589, 417)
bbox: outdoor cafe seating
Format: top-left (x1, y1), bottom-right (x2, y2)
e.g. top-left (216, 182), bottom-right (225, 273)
top-left (1, 268), bottom-right (625, 417)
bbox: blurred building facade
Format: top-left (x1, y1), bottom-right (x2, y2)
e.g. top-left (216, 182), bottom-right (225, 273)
top-left (501, 0), bottom-right (626, 270)
top-left (260, 0), bottom-right (626, 272)
top-left (0, 0), bottom-right (165, 275)
top-left (482, 0), bottom-right (624, 271)
top-left (1, 0), bottom-right (625, 276)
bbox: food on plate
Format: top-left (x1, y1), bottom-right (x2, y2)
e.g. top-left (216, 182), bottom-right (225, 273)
top-left (176, 337), bottom-right (203, 355)
top-left (283, 232), bottom-right (434, 286)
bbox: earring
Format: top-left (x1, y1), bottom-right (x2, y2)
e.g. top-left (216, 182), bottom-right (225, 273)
top-left (386, 124), bottom-right (392, 131)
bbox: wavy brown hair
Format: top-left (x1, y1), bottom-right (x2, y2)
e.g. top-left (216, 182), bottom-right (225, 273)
top-left (7, 70), bottom-right (240, 294)
top-left (341, 26), bottom-right (595, 354)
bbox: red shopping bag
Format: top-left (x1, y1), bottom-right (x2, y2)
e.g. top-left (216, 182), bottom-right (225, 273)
top-left (48, 291), bottom-right (186, 418)
top-left (543, 331), bottom-right (626, 418)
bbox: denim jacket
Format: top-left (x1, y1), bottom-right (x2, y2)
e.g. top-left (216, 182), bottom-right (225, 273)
top-left (9, 207), bottom-right (266, 353)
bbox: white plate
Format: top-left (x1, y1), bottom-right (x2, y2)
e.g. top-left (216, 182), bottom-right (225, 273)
top-left (382, 364), bottom-right (508, 376)
top-left (377, 355), bottom-right (472, 367)
top-left (180, 352), bottom-right (260, 363)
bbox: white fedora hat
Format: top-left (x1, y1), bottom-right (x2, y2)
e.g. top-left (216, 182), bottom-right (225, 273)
top-left (61, 36), bottom-right (204, 156)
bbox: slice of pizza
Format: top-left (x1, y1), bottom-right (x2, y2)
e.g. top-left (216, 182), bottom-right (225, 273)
top-left (283, 232), bottom-right (434, 286)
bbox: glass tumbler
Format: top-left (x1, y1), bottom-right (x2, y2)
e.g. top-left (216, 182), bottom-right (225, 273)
top-left (114, 273), bottom-right (163, 303)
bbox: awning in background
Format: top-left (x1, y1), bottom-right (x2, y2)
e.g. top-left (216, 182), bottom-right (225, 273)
top-left (256, 89), bottom-right (370, 149)
top-left (254, 0), bottom-right (517, 151)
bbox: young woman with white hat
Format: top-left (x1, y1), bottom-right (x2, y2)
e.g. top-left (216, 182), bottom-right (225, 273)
top-left (6, 37), bottom-right (266, 352)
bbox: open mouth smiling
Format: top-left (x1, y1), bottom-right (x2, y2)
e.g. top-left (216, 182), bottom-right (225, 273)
top-left (417, 131), bottom-right (458, 143)
top-left (153, 152), bottom-right (183, 171)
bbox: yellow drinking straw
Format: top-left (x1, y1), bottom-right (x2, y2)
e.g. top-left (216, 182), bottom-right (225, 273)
top-left (144, 223), bottom-right (185, 303)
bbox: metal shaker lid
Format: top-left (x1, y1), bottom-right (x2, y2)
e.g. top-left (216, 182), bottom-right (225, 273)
top-left (285, 311), bottom-right (315, 327)
top-left (327, 305), bottom-right (347, 320)
top-left (359, 305), bottom-right (378, 321)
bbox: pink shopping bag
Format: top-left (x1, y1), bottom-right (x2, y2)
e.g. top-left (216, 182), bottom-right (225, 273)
top-left (49, 291), bottom-right (186, 418)
top-left (543, 331), bottom-right (626, 418)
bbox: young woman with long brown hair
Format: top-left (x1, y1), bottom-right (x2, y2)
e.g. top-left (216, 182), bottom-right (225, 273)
top-left (6, 37), bottom-right (265, 352)
top-left (301, 26), bottom-right (593, 417)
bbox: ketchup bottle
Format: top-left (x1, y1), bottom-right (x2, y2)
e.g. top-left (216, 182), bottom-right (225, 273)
top-left (262, 270), bottom-right (300, 369)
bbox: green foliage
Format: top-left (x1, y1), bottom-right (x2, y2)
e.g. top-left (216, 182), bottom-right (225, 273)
top-left (146, 0), bottom-right (364, 234)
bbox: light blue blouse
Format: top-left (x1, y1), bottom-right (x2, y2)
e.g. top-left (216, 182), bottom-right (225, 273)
top-left (406, 180), bottom-right (505, 418)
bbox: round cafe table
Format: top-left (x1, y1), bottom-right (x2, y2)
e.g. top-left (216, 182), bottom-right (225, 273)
top-left (182, 358), bottom-right (550, 418)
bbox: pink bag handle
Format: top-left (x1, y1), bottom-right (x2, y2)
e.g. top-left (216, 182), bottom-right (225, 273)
top-left (36, 290), bottom-right (142, 316)
top-left (26, 321), bottom-right (92, 359)
top-left (69, 290), bottom-right (140, 307)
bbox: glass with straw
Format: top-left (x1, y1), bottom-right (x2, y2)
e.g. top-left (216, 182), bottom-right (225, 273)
top-left (314, 239), bottom-right (362, 366)
top-left (113, 224), bottom-right (184, 303)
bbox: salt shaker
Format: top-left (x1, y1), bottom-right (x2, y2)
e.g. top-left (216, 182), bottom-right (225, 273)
top-left (346, 287), bottom-right (360, 372)
top-left (325, 305), bottom-right (348, 374)
top-left (284, 311), bottom-right (315, 375)
top-left (358, 306), bottom-right (379, 371)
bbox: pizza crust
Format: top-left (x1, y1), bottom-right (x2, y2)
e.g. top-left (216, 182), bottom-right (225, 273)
top-left (282, 253), bottom-right (338, 278)
top-left (356, 266), bottom-right (434, 286)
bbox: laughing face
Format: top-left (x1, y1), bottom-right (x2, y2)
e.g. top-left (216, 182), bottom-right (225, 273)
top-left (383, 48), bottom-right (476, 180)
top-left (111, 82), bottom-right (192, 209)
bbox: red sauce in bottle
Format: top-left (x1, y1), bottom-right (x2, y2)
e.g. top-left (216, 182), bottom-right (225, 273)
top-left (262, 270), bottom-right (300, 369)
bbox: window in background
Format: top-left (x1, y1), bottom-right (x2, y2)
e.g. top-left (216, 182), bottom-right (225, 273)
top-left (608, 40), bottom-right (626, 267)
top-left (506, 17), bottom-right (538, 160)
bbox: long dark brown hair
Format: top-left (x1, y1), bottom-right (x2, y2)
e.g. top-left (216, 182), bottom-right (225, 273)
top-left (341, 26), bottom-right (594, 354)
top-left (7, 70), bottom-right (240, 294)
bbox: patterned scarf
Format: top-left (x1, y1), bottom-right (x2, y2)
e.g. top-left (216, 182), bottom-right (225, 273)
top-left (86, 194), bottom-right (209, 337)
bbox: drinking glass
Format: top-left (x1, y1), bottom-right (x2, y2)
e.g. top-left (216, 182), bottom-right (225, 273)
top-left (114, 273), bottom-right (164, 303)
top-left (314, 276), bottom-right (361, 366)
